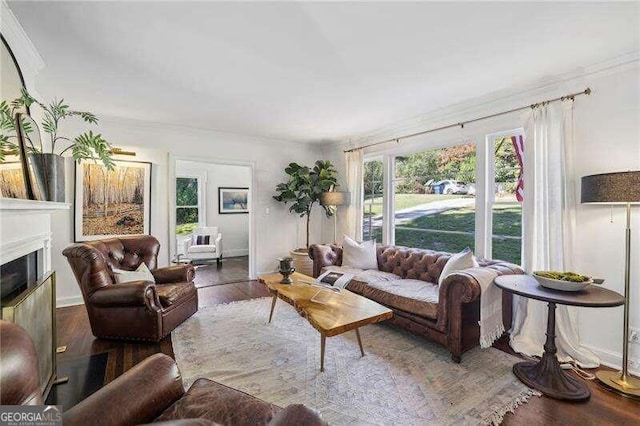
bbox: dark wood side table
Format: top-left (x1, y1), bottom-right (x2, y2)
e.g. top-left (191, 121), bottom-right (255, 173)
top-left (494, 275), bottom-right (624, 401)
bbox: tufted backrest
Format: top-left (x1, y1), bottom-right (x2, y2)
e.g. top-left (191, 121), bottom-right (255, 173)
top-left (376, 245), bottom-right (515, 284)
top-left (63, 235), bottom-right (160, 299)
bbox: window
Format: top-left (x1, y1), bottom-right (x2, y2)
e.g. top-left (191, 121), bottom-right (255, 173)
top-left (490, 135), bottom-right (523, 264)
top-left (176, 177), bottom-right (201, 236)
top-left (363, 159), bottom-right (383, 241)
top-left (392, 143), bottom-right (476, 252)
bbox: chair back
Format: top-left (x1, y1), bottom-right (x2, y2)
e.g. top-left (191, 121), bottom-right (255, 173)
top-left (192, 227), bottom-right (219, 244)
top-left (63, 235), bottom-right (160, 299)
top-left (0, 321), bottom-right (43, 405)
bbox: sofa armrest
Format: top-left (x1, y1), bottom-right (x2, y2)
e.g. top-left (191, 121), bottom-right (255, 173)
top-left (64, 354), bottom-right (185, 426)
top-left (268, 404), bottom-right (328, 426)
top-left (90, 281), bottom-right (160, 311)
top-left (153, 265), bottom-right (196, 284)
top-left (439, 270), bottom-right (483, 307)
top-left (308, 244), bottom-right (343, 278)
top-left (215, 233), bottom-right (223, 257)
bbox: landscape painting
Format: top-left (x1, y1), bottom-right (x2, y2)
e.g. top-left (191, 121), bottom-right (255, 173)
top-left (219, 187), bottom-right (249, 214)
top-left (0, 160), bottom-right (28, 199)
top-left (75, 160), bottom-right (151, 241)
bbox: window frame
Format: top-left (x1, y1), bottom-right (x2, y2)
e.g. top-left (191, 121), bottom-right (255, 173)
top-left (175, 174), bottom-right (205, 235)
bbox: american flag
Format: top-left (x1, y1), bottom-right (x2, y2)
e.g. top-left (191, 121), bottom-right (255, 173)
top-left (511, 135), bottom-right (524, 202)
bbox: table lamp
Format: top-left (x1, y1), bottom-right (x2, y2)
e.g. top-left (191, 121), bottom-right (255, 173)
top-left (581, 170), bottom-right (640, 399)
top-left (319, 191), bottom-right (350, 243)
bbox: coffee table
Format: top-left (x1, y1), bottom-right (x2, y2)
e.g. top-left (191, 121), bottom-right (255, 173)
top-left (494, 274), bottom-right (625, 401)
top-left (259, 272), bottom-right (393, 372)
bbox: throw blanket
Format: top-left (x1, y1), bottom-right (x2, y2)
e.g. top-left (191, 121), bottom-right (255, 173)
top-left (466, 267), bottom-right (503, 348)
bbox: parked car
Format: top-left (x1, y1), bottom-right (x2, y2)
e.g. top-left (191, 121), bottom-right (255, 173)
top-left (432, 180), bottom-right (469, 195)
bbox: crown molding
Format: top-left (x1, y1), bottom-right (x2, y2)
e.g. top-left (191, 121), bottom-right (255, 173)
top-left (334, 51), bottom-right (640, 153)
top-left (97, 114), bottom-right (321, 152)
top-left (0, 0), bottom-right (44, 92)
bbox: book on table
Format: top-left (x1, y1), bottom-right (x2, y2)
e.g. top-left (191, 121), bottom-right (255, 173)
top-left (310, 271), bottom-right (354, 303)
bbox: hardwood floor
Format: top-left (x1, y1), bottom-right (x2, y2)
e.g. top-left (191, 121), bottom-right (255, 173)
top-left (193, 256), bottom-right (249, 288)
top-left (55, 281), bottom-right (639, 423)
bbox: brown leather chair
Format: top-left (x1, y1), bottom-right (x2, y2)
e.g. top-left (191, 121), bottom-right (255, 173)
top-left (63, 235), bottom-right (198, 342)
top-left (0, 321), bottom-right (327, 426)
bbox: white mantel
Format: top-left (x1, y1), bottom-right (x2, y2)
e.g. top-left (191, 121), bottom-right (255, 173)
top-left (0, 199), bottom-right (70, 276)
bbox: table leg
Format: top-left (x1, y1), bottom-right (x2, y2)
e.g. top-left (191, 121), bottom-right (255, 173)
top-left (355, 328), bottom-right (365, 357)
top-left (320, 335), bottom-right (326, 372)
top-left (268, 292), bottom-right (278, 323)
top-left (512, 301), bottom-right (591, 401)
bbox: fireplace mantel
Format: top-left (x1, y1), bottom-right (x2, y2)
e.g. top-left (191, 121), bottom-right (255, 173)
top-left (0, 198), bottom-right (70, 212)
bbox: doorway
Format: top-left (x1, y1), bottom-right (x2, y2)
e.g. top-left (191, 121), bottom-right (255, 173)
top-left (170, 158), bottom-right (254, 287)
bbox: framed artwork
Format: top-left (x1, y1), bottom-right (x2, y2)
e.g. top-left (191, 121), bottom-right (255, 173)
top-left (0, 114), bottom-right (38, 200)
top-left (75, 160), bottom-right (152, 241)
top-left (0, 160), bottom-right (29, 199)
top-left (218, 187), bottom-right (249, 214)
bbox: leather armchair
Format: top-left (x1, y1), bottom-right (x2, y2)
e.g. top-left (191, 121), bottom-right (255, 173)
top-left (184, 226), bottom-right (223, 267)
top-left (63, 235), bottom-right (198, 342)
top-left (0, 321), bottom-right (327, 426)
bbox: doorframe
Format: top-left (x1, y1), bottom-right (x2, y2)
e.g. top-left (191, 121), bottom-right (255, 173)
top-left (168, 153), bottom-right (257, 279)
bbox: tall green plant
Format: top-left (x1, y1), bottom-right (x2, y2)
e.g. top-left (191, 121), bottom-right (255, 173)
top-left (273, 160), bottom-right (339, 248)
top-left (0, 88), bottom-right (114, 169)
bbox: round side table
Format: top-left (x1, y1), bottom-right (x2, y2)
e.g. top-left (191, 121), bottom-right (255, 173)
top-left (494, 275), bottom-right (624, 401)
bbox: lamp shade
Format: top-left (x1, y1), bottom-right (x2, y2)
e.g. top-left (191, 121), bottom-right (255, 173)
top-left (581, 171), bottom-right (640, 204)
top-left (319, 191), bottom-right (351, 206)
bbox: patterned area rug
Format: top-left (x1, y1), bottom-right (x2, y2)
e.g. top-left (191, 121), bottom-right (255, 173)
top-left (172, 298), bottom-right (540, 425)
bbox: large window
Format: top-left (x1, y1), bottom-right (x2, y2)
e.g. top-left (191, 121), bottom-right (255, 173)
top-left (393, 143), bottom-right (476, 252)
top-left (176, 177), bottom-right (201, 236)
top-left (363, 159), bottom-right (383, 241)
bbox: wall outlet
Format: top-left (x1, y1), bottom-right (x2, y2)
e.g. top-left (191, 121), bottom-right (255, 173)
top-left (630, 327), bottom-right (640, 344)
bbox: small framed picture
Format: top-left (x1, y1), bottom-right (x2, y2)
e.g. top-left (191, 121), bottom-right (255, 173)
top-left (218, 187), bottom-right (249, 214)
top-left (75, 159), bottom-right (152, 241)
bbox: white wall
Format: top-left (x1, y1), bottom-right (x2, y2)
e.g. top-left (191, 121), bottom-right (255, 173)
top-left (324, 60), bottom-right (640, 372)
top-left (176, 160), bottom-right (250, 257)
top-left (53, 118), bottom-right (323, 306)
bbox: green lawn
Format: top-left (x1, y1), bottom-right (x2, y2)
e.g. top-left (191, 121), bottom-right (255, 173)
top-left (364, 193), bottom-right (464, 216)
top-left (363, 203), bottom-right (522, 265)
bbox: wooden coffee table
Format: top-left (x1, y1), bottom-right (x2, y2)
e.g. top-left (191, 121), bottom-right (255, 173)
top-left (259, 272), bottom-right (393, 372)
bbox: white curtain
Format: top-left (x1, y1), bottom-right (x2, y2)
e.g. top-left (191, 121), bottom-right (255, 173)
top-left (345, 149), bottom-right (364, 241)
top-left (510, 101), bottom-right (600, 368)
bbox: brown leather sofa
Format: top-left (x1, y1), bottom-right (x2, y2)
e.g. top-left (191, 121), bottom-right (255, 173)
top-left (0, 320), bottom-right (327, 426)
top-left (63, 235), bottom-right (198, 342)
top-left (309, 244), bottom-right (523, 362)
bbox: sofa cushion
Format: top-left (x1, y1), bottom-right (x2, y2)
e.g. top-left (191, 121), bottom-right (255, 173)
top-left (156, 283), bottom-right (196, 307)
top-left (113, 262), bottom-right (156, 284)
top-left (438, 247), bottom-right (479, 285)
top-left (347, 279), bottom-right (439, 320)
top-left (156, 378), bottom-right (280, 425)
top-left (187, 244), bottom-right (216, 253)
top-left (321, 266), bottom-right (400, 284)
top-left (342, 236), bottom-right (378, 270)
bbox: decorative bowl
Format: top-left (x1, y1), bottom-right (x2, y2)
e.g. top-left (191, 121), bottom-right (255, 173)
top-left (533, 272), bottom-right (593, 292)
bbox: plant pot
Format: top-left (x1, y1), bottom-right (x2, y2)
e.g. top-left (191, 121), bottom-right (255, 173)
top-left (28, 153), bottom-right (65, 202)
top-left (290, 248), bottom-right (313, 277)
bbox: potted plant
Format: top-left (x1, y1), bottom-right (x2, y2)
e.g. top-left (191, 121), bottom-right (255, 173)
top-left (0, 89), bottom-right (114, 202)
top-left (273, 160), bottom-right (338, 275)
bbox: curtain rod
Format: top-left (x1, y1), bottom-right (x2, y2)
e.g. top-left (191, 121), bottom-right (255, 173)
top-left (344, 87), bottom-right (591, 153)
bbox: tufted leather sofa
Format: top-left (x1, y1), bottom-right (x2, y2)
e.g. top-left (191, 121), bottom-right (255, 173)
top-left (63, 235), bottom-right (198, 342)
top-left (309, 244), bottom-right (523, 362)
top-left (0, 320), bottom-right (327, 426)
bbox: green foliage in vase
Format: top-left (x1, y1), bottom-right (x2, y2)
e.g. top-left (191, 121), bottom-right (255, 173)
top-left (273, 160), bottom-right (339, 248)
top-left (0, 88), bottom-right (114, 169)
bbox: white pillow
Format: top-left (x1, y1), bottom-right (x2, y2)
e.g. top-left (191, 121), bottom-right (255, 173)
top-left (342, 236), bottom-right (378, 270)
top-left (438, 247), bottom-right (479, 285)
top-left (113, 262), bottom-right (156, 284)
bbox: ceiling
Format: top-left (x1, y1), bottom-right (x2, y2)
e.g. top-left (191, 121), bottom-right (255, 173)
top-left (7, 2), bottom-right (639, 144)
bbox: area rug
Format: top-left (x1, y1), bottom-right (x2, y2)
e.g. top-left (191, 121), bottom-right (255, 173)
top-left (172, 298), bottom-right (540, 425)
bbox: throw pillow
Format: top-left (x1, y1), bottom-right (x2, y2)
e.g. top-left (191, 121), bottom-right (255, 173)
top-left (195, 235), bottom-right (211, 245)
top-left (113, 262), bottom-right (156, 284)
top-left (438, 247), bottom-right (479, 285)
top-left (342, 235), bottom-right (378, 270)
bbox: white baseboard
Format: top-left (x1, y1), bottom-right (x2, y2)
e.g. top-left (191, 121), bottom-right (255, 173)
top-left (581, 344), bottom-right (639, 376)
top-left (223, 249), bottom-right (248, 257)
top-left (57, 295), bottom-right (84, 307)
